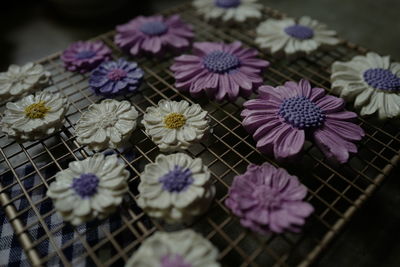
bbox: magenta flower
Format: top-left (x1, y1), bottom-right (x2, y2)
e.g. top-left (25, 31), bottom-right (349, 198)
top-left (241, 79), bottom-right (365, 163)
top-left (114, 15), bottom-right (194, 56)
top-left (61, 41), bottom-right (112, 73)
top-left (170, 41), bottom-right (269, 101)
top-left (225, 162), bottom-right (314, 234)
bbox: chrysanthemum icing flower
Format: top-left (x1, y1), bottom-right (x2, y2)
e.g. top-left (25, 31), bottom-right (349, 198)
top-left (193, 0), bottom-right (262, 22)
top-left (137, 153), bottom-right (215, 223)
top-left (47, 153), bottom-right (129, 226)
top-left (115, 15), bottom-right (194, 56)
top-left (241, 79), bottom-right (365, 163)
top-left (142, 100), bottom-right (209, 152)
top-left (331, 52), bottom-right (400, 120)
top-left (171, 41), bottom-right (269, 101)
top-left (1, 91), bottom-right (69, 141)
top-left (0, 62), bottom-right (51, 101)
top-left (255, 16), bottom-right (340, 57)
top-left (89, 58), bottom-right (144, 97)
top-left (125, 230), bottom-right (220, 267)
top-left (225, 162), bottom-right (314, 234)
top-left (61, 41), bottom-right (112, 73)
top-left (75, 99), bottom-right (139, 151)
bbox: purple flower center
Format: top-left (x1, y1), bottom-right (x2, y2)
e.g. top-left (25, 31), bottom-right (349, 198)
top-left (139, 21), bottom-right (168, 36)
top-left (203, 51), bottom-right (241, 73)
top-left (76, 50), bottom-right (96, 60)
top-left (363, 68), bottom-right (400, 91)
top-left (253, 186), bottom-right (283, 210)
top-left (284, 25), bottom-right (314, 40)
top-left (215, 0), bottom-right (241, 8)
top-left (107, 68), bottom-right (127, 81)
top-left (278, 96), bottom-right (325, 129)
top-left (71, 173), bottom-right (99, 198)
top-left (159, 165), bottom-right (193, 193)
top-left (161, 254), bottom-right (191, 267)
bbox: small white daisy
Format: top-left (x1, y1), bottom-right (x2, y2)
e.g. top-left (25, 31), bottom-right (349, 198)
top-left (255, 16), bottom-right (340, 57)
top-left (142, 100), bottom-right (209, 152)
top-left (0, 62), bottom-right (51, 101)
top-left (193, 0), bottom-right (262, 23)
top-left (47, 153), bottom-right (129, 226)
top-left (125, 229), bottom-right (220, 267)
top-left (331, 52), bottom-right (400, 119)
top-left (137, 153), bottom-right (215, 224)
top-left (1, 91), bottom-right (69, 141)
top-left (75, 99), bottom-right (139, 151)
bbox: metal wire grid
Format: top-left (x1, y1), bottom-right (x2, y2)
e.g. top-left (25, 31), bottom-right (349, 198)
top-left (0, 3), bottom-right (399, 267)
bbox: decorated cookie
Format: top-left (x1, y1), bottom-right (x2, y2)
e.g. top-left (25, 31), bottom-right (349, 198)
top-left (171, 41), bottom-right (269, 101)
top-left (225, 162), bottom-right (314, 234)
top-left (137, 153), bottom-right (215, 224)
top-left (241, 79), bottom-right (365, 163)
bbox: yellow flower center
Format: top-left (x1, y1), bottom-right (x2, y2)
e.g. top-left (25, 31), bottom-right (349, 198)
top-left (24, 101), bottom-right (51, 119)
top-left (164, 113), bottom-right (186, 129)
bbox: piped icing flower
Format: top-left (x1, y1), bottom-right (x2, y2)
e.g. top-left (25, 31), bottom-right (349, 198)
top-left (0, 62), bottom-right (51, 101)
top-left (142, 100), bottom-right (209, 152)
top-left (171, 41), bottom-right (269, 101)
top-left (47, 153), bottom-right (129, 225)
top-left (75, 99), bottom-right (139, 151)
top-left (137, 153), bottom-right (215, 224)
top-left (125, 230), bottom-right (220, 267)
top-left (241, 79), bottom-right (365, 163)
top-left (225, 162), bottom-right (314, 234)
top-left (1, 91), bottom-right (69, 141)
top-left (255, 16), bottom-right (340, 57)
top-left (89, 58), bottom-right (144, 97)
top-left (115, 15), bottom-right (194, 56)
top-left (61, 41), bottom-right (112, 73)
top-left (193, 0), bottom-right (262, 22)
top-left (331, 52), bottom-right (400, 120)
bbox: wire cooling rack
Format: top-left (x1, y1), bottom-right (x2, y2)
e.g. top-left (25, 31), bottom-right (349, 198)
top-left (1, 3), bottom-right (399, 267)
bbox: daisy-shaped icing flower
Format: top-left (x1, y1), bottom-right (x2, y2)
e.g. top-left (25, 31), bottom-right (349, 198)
top-left (115, 15), bottom-right (194, 56)
top-left (171, 41), bottom-right (269, 101)
top-left (137, 153), bottom-right (215, 224)
top-left (331, 52), bottom-right (400, 119)
top-left (61, 41), bottom-right (112, 73)
top-left (89, 58), bottom-right (144, 97)
top-left (241, 79), bottom-right (365, 163)
top-left (225, 162), bottom-right (314, 234)
top-left (0, 62), bottom-right (51, 101)
top-left (47, 153), bottom-right (129, 226)
top-left (1, 91), bottom-right (69, 141)
top-left (75, 99), bottom-right (139, 151)
top-left (193, 0), bottom-right (262, 23)
top-left (126, 230), bottom-right (220, 267)
top-left (255, 16), bottom-right (340, 57)
top-left (142, 100), bottom-right (209, 152)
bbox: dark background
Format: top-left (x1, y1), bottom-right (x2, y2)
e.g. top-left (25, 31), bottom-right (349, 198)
top-left (1, 0), bottom-right (399, 266)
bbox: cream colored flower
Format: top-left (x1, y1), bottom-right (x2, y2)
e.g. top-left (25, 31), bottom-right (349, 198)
top-left (138, 153), bottom-right (215, 224)
top-left (47, 153), bottom-right (129, 226)
top-left (0, 62), bottom-right (51, 101)
top-left (125, 229), bottom-right (220, 267)
top-left (142, 100), bottom-right (209, 152)
top-left (75, 99), bottom-right (139, 151)
top-left (1, 91), bottom-right (69, 141)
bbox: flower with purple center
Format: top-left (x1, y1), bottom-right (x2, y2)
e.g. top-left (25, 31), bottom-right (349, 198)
top-left (61, 41), bottom-right (112, 73)
top-left (241, 79), bottom-right (365, 163)
top-left (138, 153), bottom-right (215, 224)
top-left (225, 162), bottom-right (314, 234)
top-left (171, 41), bottom-right (269, 101)
top-left (47, 153), bottom-right (130, 225)
top-left (115, 15), bottom-right (194, 56)
top-left (89, 58), bottom-right (144, 97)
top-left (331, 52), bottom-right (400, 120)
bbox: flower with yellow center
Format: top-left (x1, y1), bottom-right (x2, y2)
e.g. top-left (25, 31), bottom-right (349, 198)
top-left (142, 100), bottom-right (209, 152)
